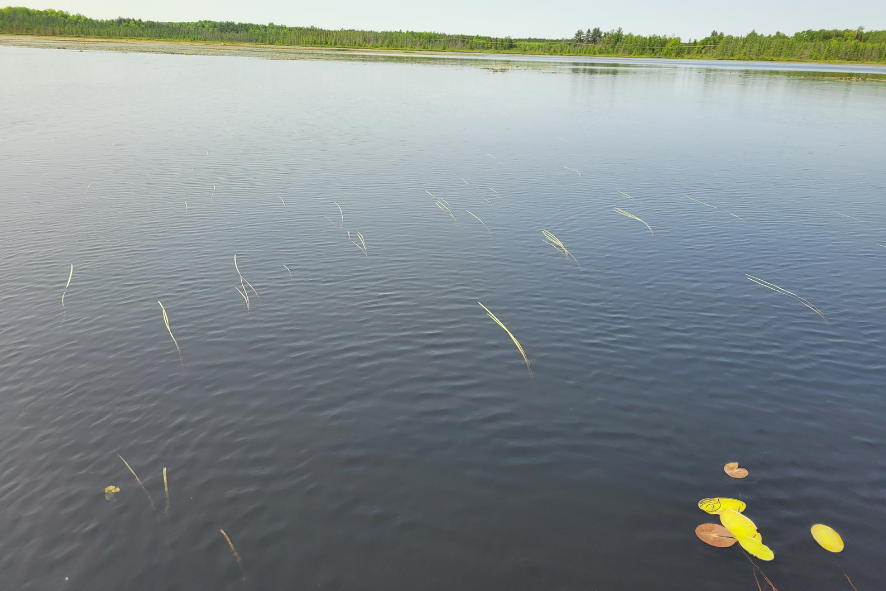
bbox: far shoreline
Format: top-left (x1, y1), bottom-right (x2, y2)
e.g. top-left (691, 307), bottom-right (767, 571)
top-left (2, 34), bottom-right (886, 73)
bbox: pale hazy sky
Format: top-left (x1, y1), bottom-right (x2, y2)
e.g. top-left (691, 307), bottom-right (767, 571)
top-left (23, 0), bottom-right (886, 39)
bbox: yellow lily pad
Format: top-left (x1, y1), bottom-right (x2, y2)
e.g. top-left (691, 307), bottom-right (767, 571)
top-left (737, 535), bottom-right (774, 561)
top-left (811, 524), bottom-right (844, 552)
top-left (720, 509), bottom-right (758, 538)
top-left (698, 498), bottom-right (746, 515)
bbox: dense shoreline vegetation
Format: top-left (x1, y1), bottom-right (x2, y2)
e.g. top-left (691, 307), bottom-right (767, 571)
top-left (2, 7), bottom-right (885, 63)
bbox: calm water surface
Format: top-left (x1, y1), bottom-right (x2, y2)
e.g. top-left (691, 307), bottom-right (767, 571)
top-left (1, 46), bottom-right (885, 590)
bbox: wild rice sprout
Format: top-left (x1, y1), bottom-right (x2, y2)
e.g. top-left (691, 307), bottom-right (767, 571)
top-left (618, 191), bottom-right (635, 201)
top-left (427, 190), bottom-right (456, 221)
top-left (85, 181), bottom-right (95, 197)
top-left (563, 166), bottom-right (581, 176)
top-left (466, 211), bottom-right (491, 234)
top-left (836, 213), bottom-right (863, 222)
top-left (211, 183), bottom-right (216, 200)
top-left (613, 208), bottom-right (653, 235)
top-left (117, 453), bottom-right (158, 513)
top-left (436, 199), bottom-right (457, 221)
top-left (62, 264), bottom-right (73, 308)
top-left (746, 274), bottom-right (828, 323)
top-left (235, 286), bottom-right (249, 310)
top-left (279, 196), bottom-right (285, 207)
top-left (163, 467), bottom-right (169, 515)
top-left (158, 301), bottom-right (182, 362)
top-left (348, 231), bottom-right (368, 256)
top-left (234, 255), bottom-right (259, 301)
top-left (283, 264), bottom-right (292, 279)
top-left (478, 302), bottom-right (532, 378)
top-left (488, 188), bottom-right (502, 199)
top-left (542, 230), bottom-right (579, 266)
top-left (685, 194), bottom-right (715, 208)
top-left (220, 529), bottom-right (247, 585)
top-left (684, 194), bottom-right (744, 220)
top-left (323, 201), bottom-right (344, 230)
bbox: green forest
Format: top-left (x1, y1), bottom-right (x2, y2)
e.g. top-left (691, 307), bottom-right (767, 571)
top-left (2, 7), bottom-right (885, 63)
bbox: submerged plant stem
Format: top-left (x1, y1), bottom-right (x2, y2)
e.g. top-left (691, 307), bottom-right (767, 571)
top-left (220, 529), bottom-right (247, 586)
top-left (163, 467), bottom-right (169, 515)
top-left (117, 453), bottom-right (158, 513)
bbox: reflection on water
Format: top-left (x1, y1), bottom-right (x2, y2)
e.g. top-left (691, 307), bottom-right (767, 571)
top-left (0, 45), bottom-right (885, 590)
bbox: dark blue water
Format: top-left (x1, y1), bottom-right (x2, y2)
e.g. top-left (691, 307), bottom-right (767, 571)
top-left (1, 45), bottom-right (885, 590)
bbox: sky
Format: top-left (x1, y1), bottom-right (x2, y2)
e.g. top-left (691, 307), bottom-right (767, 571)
top-left (22, 0), bottom-right (886, 39)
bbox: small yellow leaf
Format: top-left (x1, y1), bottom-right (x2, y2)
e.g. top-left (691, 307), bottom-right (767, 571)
top-left (720, 509), bottom-right (758, 538)
top-left (811, 524), bottom-right (844, 552)
top-left (737, 536), bottom-right (774, 561)
top-left (104, 485), bottom-right (120, 500)
top-left (698, 498), bottom-right (747, 514)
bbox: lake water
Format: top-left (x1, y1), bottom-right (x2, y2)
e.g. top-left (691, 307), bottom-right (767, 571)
top-left (1, 44), bottom-right (885, 590)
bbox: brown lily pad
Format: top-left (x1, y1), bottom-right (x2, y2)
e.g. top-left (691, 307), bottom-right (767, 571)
top-left (696, 523), bottom-right (737, 547)
top-left (724, 462), bottom-right (749, 478)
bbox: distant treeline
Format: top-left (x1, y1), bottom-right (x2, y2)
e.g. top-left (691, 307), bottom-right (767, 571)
top-left (2, 7), bottom-right (885, 63)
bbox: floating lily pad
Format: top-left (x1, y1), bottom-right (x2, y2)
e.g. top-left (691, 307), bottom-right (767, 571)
top-left (695, 523), bottom-right (737, 547)
top-left (105, 485), bottom-right (120, 501)
top-left (724, 462), bottom-right (749, 478)
top-left (811, 524), bottom-right (844, 552)
top-left (737, 535), bottom-right (774, 561)
top-left (698, 498), bottom-right (746, 514)
top-left (720, 509), bottom-right (758, 538)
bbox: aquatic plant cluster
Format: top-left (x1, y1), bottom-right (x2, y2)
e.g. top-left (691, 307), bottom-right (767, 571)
top-left (2, 7), bottom-right (885, 63)
top-left (694, 463), bottom-right (856, 590)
